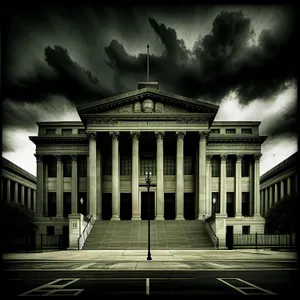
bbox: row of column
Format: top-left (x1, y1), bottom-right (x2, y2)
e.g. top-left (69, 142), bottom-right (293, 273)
top-left (2, 178), bottom-right (36, 211)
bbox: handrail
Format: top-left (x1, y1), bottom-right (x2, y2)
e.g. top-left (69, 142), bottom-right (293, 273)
top-left (78, 215), bottom-right (94, 250)
top-left (203, 214), bottom-right (219, 249)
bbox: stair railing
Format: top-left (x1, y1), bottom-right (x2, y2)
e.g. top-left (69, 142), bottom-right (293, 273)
top-left (203, 214), bottom-right (219, 249)
top-left (78, 215), bottom-right (94, 250)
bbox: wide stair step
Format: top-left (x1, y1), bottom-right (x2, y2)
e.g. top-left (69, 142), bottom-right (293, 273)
top-left (83, 220), bottom-right (215, 250)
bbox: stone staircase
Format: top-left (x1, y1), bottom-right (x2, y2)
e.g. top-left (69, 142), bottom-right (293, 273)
top-left (83, 220), bottom-right (215, 250)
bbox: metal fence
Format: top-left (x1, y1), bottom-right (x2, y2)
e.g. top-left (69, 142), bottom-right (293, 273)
top-left (233, 233), bottom-right (296, 250)
top-left (40, 234), bottom-right (63, 252)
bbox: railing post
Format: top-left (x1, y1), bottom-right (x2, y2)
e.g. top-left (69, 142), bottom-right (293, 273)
top-left (255, 233), bottom-right (258, 250)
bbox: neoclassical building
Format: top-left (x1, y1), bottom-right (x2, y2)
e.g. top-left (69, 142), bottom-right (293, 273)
top-left (260, 152), bottom-right (298, 217)
top-left (2, 157), bottom-right (36, 210)
top-left (29, 81), bottom-right (267, 245)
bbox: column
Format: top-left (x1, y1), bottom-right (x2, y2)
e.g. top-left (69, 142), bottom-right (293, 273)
top-left (14, 182), bottom-right (18, 203)
top-left (21, 186), bottom-right (25, 205)
top-left (269, 185), bottom-right (273, 209)
top-left (176, 131), bottom-right (185, 220)
top-left (198, 131), bottom-right (208, 219)
top-left (206, 155), bottom-right (212, 216)
top-left (96, 149), bottom-right (102, 219)
top-left (6, 179), bottom-right (11, 202)
top-left (254, 153), bottom-right (262, 216)
top-left (27, 188), bottom-right (31, 210)
top-left (33, 190), bottom-right (36, 213)
top-left (71, 155), bottom-right (78, 214)
top-left (235, 154), bottom-right (243, 217)
top-left (35, 154), bottom-right (44, 216)
top-left (249, 160), bottom-right (254, 216)
top-left (88, 132), bottom-right (97, 218)
top-left (260, 190), bottom-right (264, 215)
top-left (110, 132), bottom-right (120, 220)
top-left (280, 181), bottom-right (284, 200)
top-left (131, 131), bottom-right (141, 220)
top-left (264, 189), bottom-right (268, 215)
top-left (56, 155), bottom-right (63, 217)
top-left (287, 177), bottom-right (291, 195)
top-left (220, 154), bottom-right (227, 214)
top-left (274, 182), bottom-right (278, 203)
top-left (156, 132), bottom-right (164, 220)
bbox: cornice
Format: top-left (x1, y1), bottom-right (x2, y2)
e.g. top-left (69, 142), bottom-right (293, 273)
top-left (29, 136), bottom-right (88, 145)
top-left (208, 136), bottom-right (267, 143)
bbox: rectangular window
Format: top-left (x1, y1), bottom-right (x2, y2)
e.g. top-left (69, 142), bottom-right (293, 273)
top-left (184, 156), bottom-right (193, 175)
top-left (242, 192), bottom-right (250, 216)
top-left (241, 128), bottom-right (252, 134)
top-left (46, 128), bottom-right (56, 135)
top-left (47, 156), bottom-right (57, 177)
top-left (140, 157), bottom-right (156, 176)
top-left (226, 129), bottom-right (236, 134)
top-left (227, 192), bottom-right (235, 217)
top-left (63, 192), bottom-right (72, 218)
top-left (47, 192), bottom-right (56, 217)
top-left (211, 129), bottom-right (220, 134)
top-left (78, 129), bottom-right (86, 135)
top-left (226, 157), bottom-right (235, 177)
top-left (63, 157), bottom-right (72, 177)
top-left (242, 226), bottom-right (250, 234)
top-left (164, 156), bottom-right (175, 175)
top-left (78, 156), bottom-right (87, 177)
top-left (47, 226), bottom-right (55, 236)
top-left (120, 156), bottom-right (132, 175)
top-left (62, 129), bottom-right (72, 136)
top-left (242, 157), bottom-right (250, 177)
top-left (212, 192), bottom-right (220, 214)
top-left (211, 158), bottom-right (220, 177)
top-left (103, 155), bottom-right (112, 175)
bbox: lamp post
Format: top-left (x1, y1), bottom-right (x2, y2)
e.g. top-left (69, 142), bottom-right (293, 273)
top-left (212, 198), bottom-right (216, 215)
top-left (145, 171), bottom-right (152, 261)
top-left (80, 197), bottom-right (84, 215)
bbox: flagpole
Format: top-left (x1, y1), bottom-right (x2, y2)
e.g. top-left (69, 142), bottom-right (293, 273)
top-left (147, 44), bottom-right (150, 82)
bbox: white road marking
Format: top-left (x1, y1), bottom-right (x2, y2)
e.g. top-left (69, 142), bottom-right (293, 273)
top-left (74, 263), bottom-right (96, 270)
top-left (146, 278), bottom-right (150, 295)
top-left (206, 262), bottom-right (240, 268)
top-left (217, 278), bottom-right (277, 295)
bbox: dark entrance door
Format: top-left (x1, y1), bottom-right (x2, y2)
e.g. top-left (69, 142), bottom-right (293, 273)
top-left (141, 192), bottom-right (155, 220)
top-left (120, 193), bottom-right (132, 220)
top-left (164, 193), bottom-right (175, 220)
top-left (62, 226), bottom-right (69, 250)
top-left (226, 226), bottom-right (234, 249)
top-left (184, 193), bottom-right (195, 220)
top-left (102, 193), bottom-right (112, 220)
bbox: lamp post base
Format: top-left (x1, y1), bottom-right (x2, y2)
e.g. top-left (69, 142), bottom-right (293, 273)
top-left (147, 254), bottom-right (152, 260)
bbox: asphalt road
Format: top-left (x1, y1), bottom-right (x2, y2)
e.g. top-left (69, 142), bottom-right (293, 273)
top-left (3, 269), bottom-right (297, 296)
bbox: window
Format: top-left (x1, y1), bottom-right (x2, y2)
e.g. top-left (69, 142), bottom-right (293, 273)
top-left (140, 157), bottom-right (156, 176)
top-left (78, 129), bottom-right (86, 135)
top-left (242, 226), bottom-right (250, 234)
top-left (211, 129), bottom-right (220, 134)
top-left (46, 128), bottom-right (56, 135)
top-left (47, 192), bottom-right (56, 217)
top-left (226, 157), bottom-right (235, 177)
top-left (184, 156), bottom-right (193, 175)
top-left (120, 156), bottom-right (132, 175)
top-left (226, 129), bottom-right (236, 134)
top-left (62, 129), bottom-right (72, 136)
top-left (211, 158), bottom-right (220, 177)
top-left (47, 226), bottom-right (55, 236)
top-left (212, 192), bottom-right (220, 214)
top-left (78, 156), bottom-right (87, 177)
top-left (48, 156), bottom-right (57, 177)
top-left (242, 157), bottom-right (250, 177)
top-left (241, 128), bottom-right (252, 134)
top-left (63, 157), bottom-right (72, 177)
top-left (242, 192), bottom-right (250, 216)
top-left (164, 156), bottom-right (175, 175)
top-left (63, 192), bottom-right (72, 218)
top-left (103, 155), bottom-right (112, 175)
top-left (227, 192), bottom-right (235, 217)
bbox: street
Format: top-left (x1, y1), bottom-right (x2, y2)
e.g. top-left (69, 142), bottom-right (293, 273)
top-left (3, 260), bottom-right (297, 296)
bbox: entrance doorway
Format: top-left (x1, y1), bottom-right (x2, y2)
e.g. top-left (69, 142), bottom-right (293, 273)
top-left (226, 226), bottom-right (234, 249)
top-left (62, 226), bottom-right (69, 250)
top-left (184, 193), bottom-right (195, 219)
top-left (120, 193), bottom-right (132, 220)
top-left (141, 191), bottom-right (155, 220)
top-left (164, 193), bottom-right (175, 220)
top-left (102, 193), bottom-right (112, 220)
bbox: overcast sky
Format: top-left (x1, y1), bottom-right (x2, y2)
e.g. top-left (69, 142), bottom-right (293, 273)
top-left (2, 4), bottom-right (298, 177)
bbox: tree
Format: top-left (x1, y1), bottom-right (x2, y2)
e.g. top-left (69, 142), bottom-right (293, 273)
top-left (264, 193), bottom-right (297, 234)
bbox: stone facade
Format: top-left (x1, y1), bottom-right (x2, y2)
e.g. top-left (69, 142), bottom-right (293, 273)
top-left (29, 82), bottom-right (268, 247)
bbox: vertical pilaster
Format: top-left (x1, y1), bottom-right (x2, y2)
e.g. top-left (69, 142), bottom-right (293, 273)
top-left (56, 155), bottom-right (63, 217)
top-left (88, 132), bottom-right (97, 218)
top-left (254, 153), bottom-right (262, 217)
top-left (264, 189), bottom-right (268, 215)
top-left (96, 148), bottom-right (102, 219)
top-left (35, 154), bottom-right (44, 217)
top-left (27, 188), bottom-right (31, 210)
top-left (110, 131), bottom-right (120, 220)
top-left (198, 131), bottom-right (208, 219)
top-left (235, 154), bottom-right (243, 217)
top-left (14, 182), bottom-right (18, 203)
top-left (274, 183), bottom-right (278, 203)
top-left (249, 160), bottom-right (254, 216)
top-left (7, 179), bottom-right (11, 202)
top-left (155, 132), bottom-right (164, 220)
top-left (287, 177), bottom-right (291, 195)
top-left (280, 181), bottom-right (284, 200)
top-left (220, 154), bottom-right (227, 214)
top-left (206, 155), bottom-right (212, 216)
top-left (33, 190), bottom-right (36, 212)
top-left (131, 131), bottom-right (141, 220)
top-left (71, 155), bottom-right (78, 214)
top-left (176, 131), bottom-right (185, 220)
